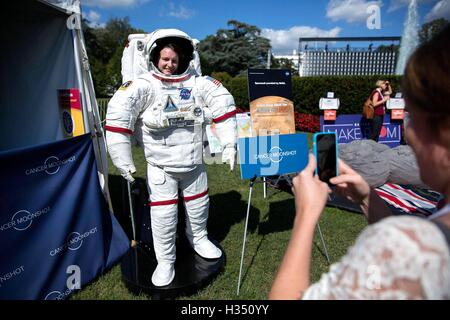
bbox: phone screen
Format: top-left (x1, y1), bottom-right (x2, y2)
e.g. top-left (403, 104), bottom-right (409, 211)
top-left (315, 133), bottom-right (337, 184)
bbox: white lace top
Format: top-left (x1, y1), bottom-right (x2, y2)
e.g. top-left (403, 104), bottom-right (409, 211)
top-left (303, 215), bottom-right (450, 299)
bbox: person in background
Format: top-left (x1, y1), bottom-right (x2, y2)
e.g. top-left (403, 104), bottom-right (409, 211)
top-left (269, 25), bottom-right (450, 299)
top-left (368, 79), bottom-right (392, 142)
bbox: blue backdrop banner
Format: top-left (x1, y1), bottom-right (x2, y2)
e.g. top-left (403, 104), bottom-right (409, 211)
top-left (0, 134), bottom-right (129, 300)
top-left (238, 133), bottom-right (309, 180)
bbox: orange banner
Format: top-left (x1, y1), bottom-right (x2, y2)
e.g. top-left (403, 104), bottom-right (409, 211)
top-left (391, 109), bottom-right (404, 120)
top-left (324, 110), bottom-right (337, 121)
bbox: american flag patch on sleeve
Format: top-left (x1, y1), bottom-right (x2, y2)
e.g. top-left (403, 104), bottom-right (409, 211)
top-left (206, 76), bottom-right (221, 86)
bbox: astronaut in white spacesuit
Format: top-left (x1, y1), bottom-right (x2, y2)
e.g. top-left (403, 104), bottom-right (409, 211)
top-left (121, 33), bottom-right (202, 82)
top-left (105, 29), bottom-right (237, 287)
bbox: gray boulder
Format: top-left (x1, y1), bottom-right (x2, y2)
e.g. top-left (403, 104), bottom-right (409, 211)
top-left (338, 140), bottom-right (390, 187)
top-left (338, 140), bottom-right (427, 188)
top-left (382, 145), bottom-right (427, 188)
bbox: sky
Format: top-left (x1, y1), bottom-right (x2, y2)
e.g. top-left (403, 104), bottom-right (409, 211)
top-left (81, 0), bottom-right (450, 54)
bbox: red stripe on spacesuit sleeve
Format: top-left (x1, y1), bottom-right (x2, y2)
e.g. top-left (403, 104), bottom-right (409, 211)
top-left (149, 199), bottom-right (179, 206)
top-left (104, 125), bottom-right (133, 135)
top-left (213, 110), bottom-right (238, 123)
top-left (183, 189), bottom-right (209, 202)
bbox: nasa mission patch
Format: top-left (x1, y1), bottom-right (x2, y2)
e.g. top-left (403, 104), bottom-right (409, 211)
top-left (119, 81), bottom-right (133, 90)
top-left (179, 88), bottom-right (192, 100)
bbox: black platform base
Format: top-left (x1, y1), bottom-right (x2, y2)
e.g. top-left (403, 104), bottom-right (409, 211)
top-left (118, 178), bottom-right (225, 299)
top-left (121, 239), bottom-right (225, 300)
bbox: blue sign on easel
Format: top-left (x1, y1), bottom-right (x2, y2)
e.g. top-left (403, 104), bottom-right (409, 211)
top-left (238, 133), bottom-right (309, 180)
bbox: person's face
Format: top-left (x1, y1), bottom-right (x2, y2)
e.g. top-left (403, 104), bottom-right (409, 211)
top-left (405, 109), bottom-right (448, 192)
top-left (157, 47), bottom-right (179, 75)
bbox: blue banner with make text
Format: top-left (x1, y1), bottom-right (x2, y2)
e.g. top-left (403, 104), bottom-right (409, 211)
top-left (320, 114), bottom-right (402, 148)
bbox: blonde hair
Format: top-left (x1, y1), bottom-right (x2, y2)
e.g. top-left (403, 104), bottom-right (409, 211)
top-left (375, 80), bottom-right (386, 88)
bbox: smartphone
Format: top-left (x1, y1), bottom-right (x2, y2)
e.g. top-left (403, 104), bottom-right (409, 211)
top-left (313, 132), bottom-right (338, 184)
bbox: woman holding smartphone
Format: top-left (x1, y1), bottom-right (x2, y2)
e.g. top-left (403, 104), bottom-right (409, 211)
top-left (270, 26), bottom-right (450, 299)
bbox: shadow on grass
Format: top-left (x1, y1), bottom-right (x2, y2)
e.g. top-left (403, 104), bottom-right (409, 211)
top-left (208, 190), bottom-right (261, 242)
top-left (258, 198), bottom-right (295, 235)
top-left (257, 197), bottom-right (331, 264)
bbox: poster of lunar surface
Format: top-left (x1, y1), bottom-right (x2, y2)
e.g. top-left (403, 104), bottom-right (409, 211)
top-left (247, 69), bottom-right (295, 136)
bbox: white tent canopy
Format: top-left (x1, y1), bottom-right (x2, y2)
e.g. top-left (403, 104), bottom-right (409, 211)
top-left (44, 0), bottom-right (80, 13)
top-left (0, 0), bottom-right (109, 195)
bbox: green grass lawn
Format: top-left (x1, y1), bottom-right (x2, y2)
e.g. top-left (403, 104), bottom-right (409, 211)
top-left (72, 141), bottom-right (367, 300)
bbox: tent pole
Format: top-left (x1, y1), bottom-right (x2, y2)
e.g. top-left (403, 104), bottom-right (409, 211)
top-left (72, 20), bottom-right (113, 211)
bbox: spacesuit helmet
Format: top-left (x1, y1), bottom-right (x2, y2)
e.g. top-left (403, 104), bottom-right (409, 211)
top-left (146, 29), bottom-right (195, 78)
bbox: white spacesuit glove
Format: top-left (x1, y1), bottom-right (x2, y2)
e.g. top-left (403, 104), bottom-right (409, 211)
top-left (203, 108), bottom-right (213, 125)
top-left (106, 131), bottom-right (137, 183)
top-left (222, 145), bottom-right (236, 171)
top-left (120, 166), bottom-right (136, 183)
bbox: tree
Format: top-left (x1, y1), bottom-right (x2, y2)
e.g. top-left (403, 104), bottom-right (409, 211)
top-left (271, 57), bottom-right (298, 76)
top-left (198, 20), bottom-right (271, 76)
top-left (419, 18), bottom-right (449, 44)
top-left (83, 17), bottom-right (144, 97)
top-left (376, 44), bottom-right (399, 54)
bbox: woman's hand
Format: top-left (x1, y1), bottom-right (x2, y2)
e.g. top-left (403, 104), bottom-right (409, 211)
top-left (329, 159), bottom-right (371, 213)
top-left (291, 153), bottom-right (330, 226)
top-left (269, 154), bottom-right (330, 300)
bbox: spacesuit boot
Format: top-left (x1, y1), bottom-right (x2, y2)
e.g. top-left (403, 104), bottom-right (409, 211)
top-left (184, 194), bottom-right (222, 259)
top-left (190, 236), bottom-right (222, 259)
top-left (151, 262), bottom-right (175, 287)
